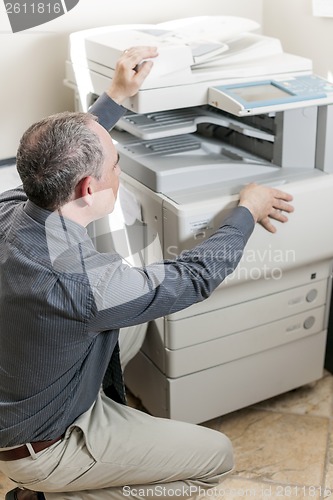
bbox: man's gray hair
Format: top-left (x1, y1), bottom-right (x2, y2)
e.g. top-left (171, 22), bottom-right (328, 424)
top-left (16, 112), bottom-right (104, 210)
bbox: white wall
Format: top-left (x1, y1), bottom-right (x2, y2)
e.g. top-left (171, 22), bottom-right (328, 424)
top-left (262, 0), bottom-right (333, 79)
top-left (0, 0), bottom-right (263, 160)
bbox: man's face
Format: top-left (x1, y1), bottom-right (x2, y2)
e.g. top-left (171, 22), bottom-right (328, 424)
top-left (89, 120), bottom-right (121, 219)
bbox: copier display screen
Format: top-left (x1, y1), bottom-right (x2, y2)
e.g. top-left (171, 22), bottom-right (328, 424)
top-left (231, 84), bottom-right (291, 103)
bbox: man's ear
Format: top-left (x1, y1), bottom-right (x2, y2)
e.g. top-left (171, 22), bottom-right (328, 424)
top-left (76, 176), bottom-right (94, 207)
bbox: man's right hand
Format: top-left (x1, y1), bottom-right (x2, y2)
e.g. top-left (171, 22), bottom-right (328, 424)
top-left (106, 46), bottom-right (158, 105)
top-left (238, 183), bottom-right (294, 233)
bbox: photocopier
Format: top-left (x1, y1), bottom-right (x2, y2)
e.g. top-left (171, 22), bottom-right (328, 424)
top-left (65, 16), bottom-right (333, 424)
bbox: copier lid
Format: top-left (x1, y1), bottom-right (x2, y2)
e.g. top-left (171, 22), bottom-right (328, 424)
top-left (82, 16), bottom-right (262, 86)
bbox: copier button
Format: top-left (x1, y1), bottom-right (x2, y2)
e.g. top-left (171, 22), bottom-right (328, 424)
top-left (306, 289), bottom-right (318, 302)
top-left (303, 316), bottom-right (315, 330)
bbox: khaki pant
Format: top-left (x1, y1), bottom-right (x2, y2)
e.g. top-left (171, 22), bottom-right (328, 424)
top-left (0, 391), bottom-right (233, 499)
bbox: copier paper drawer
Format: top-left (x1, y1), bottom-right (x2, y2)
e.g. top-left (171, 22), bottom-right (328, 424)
top-left (161, 306), bottom-right (325, 377)
top-left (164, 279), bottom-right (328, 349)
top-left (126, 329), bottom-right (327, 423)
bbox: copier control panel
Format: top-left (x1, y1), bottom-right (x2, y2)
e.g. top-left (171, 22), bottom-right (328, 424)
top-left (209, 75), bottom-right (333, 116)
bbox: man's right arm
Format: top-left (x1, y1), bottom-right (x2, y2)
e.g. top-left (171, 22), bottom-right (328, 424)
top-left (88, 184), bottom-right (294, 330)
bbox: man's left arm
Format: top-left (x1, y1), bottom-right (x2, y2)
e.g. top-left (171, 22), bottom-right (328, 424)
top-left (89, 93), bottom-right (126, 131)
top-left (89, 46), bottom-right (158, 131)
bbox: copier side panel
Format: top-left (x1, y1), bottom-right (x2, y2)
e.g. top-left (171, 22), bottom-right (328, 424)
top-left (119, 176), bottom-right (165, 266)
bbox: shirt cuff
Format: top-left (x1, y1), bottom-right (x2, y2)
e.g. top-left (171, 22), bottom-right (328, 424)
top-left (223, 205), bottom-right (255, 244)
top-left (89, 93), bottom-right (127, 131)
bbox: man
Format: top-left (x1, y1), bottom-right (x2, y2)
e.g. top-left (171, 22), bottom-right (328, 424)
top-left (0, 46), bottom-right (293, 500)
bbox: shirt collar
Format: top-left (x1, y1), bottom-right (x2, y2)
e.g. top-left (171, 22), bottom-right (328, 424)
top-left (24, 200), bottom-right (88, 239)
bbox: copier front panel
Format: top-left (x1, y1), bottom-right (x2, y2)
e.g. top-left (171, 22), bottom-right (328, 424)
top-left (120, 169), bottom-right (333, 423)
top-left (114, 100), bottom-right (333, 424)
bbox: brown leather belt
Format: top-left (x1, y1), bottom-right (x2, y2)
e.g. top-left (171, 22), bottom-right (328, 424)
top-left (0, 436), bottom-right (63, 461)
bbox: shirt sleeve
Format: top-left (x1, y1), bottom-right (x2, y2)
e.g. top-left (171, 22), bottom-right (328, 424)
top-left (89, 93), bottom-right (127, 131)
top-left (0, 185), bottom-right (26, 205)
top-left (88, 206), bottom-right (255, 331)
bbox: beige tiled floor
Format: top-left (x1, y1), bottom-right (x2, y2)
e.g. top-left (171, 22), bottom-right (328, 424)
top-left (1, 371), bottom-right (333, 499)
top-left (201, 371), bottom-right (333, 499)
